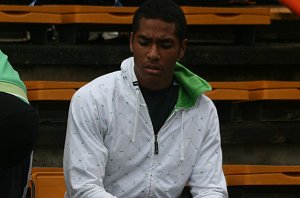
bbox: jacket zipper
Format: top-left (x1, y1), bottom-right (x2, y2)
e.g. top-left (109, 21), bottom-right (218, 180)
top-left (154, 134), bottom-right (159, 154)
top-left (153, 109), bottom-right (180, 155)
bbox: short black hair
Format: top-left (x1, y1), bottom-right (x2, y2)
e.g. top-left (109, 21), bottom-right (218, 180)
top-left (132, 0), bottom-right (187, 42)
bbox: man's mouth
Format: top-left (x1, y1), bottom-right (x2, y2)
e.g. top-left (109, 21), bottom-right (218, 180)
top-left (144, 65), bottom-right (162, 74)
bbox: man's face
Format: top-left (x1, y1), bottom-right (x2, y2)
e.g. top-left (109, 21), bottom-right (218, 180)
top-left (130, 18), bottom-right (186, 90)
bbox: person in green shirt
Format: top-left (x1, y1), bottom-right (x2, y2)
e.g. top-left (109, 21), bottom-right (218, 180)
top-left (0, 49), bottom-right (38, 198)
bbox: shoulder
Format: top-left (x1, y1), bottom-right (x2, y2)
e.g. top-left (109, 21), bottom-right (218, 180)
top-left (191, 94), bottom-right (219, 127)
top-left (78, 71), bottom-right (121, 93)
top-left (196, 94), bottom-right (217, 112)
top-left (72, 71), bottom-right (122, 103)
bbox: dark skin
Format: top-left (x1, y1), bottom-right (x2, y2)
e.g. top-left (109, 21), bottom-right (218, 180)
top-left (130, 18), bottom-right (187, 90)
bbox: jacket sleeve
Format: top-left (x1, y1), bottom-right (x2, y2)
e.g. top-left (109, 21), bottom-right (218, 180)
top-left (188, 102), bottom-right (228, 198)
top-left (0, 49), bottom-right (28, 103)
top-left (63, 89), bottom-right (117, 198)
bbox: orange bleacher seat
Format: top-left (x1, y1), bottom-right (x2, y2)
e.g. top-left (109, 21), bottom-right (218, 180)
top-left (205, 89), bottom-right (249, 100)
top-left (30, 168), bottom-right (65, 198)
top-left (25, 80), bottom-right (86, 90)
top-left (61, 6), bottom-right (270, 25)
top-left (27, 89), bottom-right (76, 101)
top-left (182, 6), bottom-right (270, 25)
top-left (209, 80), bottom-right (300, 101)
top-left (29, 165), bottom-right (300, 198)
top-left (25, 81), bottom-right (86, 101)
top-left (249, 88), bottom-right (300, 100)
top-left (0, 5), bottom-right (270, 25)
top-left (0, 5), bottom-right (62, 23)
top-left (210, 80), bottom-right (300, 90)
top-left (24, 80), bottom-right (300, 101)
top-left (24, 80), bottom-right (250, 101)
top-left (224, 165), bottom-right (300, 186)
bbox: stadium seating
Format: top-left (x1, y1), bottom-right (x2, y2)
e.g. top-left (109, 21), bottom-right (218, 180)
top-left (0, 5), bottom-right (270, 25)
top-left (30, 168), bottom-right (65, 198)
top-left (0, 2), bottom-right (298, 198)
top-left (29, 165), bottom-right (300, 198)
top-left (25, 80), bottom-right (300, 101)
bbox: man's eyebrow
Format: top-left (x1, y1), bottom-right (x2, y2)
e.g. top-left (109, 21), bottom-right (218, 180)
top-left (137, 35), bottom-right (174, 41)
top-left (158, 38), bottom-right (174, 42)
top-left (137, 35), bottom-right (150, 40)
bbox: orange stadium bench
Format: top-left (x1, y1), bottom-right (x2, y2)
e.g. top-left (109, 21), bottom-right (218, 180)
top-left (224, 165), bottom-right (300, 186)
top-left (0, 5), bottom-right (270, 25)
top-left (245, 80), bottom-right (300, 100)
top-left (25, 81), bottom-right (86, 101)
top-left (209, 80), bottom-right (300, 101)
top-left (24, 80), bottom-right (300, 101)
top-left (29, 165), bottom-right (300, 198)
top-left (30, 167), bottom-right (65, 198)
top-left (0, 5), bottom-right (62, 24)
top-left (24, 80), bottom-right (250, 101)
top-left (205, 88), bottom-right (249, 101)
top-left (60, 6), bottom-right (270, 25)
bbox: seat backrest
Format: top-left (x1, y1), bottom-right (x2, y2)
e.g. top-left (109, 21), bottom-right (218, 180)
top-left (31, 169), bottom-right (65, 198)
top-left (224, 165), bottom-right (300, 186)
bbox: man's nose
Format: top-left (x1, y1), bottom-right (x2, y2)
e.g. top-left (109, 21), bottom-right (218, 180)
top-left (147, 44), bottom-right (160, 60)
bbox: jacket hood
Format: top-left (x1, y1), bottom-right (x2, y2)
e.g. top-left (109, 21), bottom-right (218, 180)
top-left (121, 57), bottom-right (211, 109)
top-left (120, 57), bottom-right (138, 89)
top-left (174, 62), bottom-right (211, 109)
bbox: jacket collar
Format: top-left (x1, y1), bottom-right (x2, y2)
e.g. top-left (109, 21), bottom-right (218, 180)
top-left (120, 57), bottom-right (212, 109)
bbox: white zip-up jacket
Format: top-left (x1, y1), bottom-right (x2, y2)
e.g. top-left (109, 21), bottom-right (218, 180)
top-left (64, 57), bottom-right (228, 198)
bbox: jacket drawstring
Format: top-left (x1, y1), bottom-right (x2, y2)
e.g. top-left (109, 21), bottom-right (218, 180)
top-left (180, 112), bottom-right (185, 161)
top-left (132, 87), bottom-right (140, 142)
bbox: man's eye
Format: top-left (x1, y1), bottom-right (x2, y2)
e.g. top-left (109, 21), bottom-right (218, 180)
top-left (160, 43), bottom-right (172, 49)
top-left (139, 40), bottom-right (150, 46)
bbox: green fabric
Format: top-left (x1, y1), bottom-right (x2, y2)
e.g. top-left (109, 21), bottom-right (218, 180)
top-left (174, 62), bottom-right (211, 109)
top-left (0, 50), bottom-right (28, 103)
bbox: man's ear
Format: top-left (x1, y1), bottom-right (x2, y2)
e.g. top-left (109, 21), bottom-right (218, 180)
top-left (129, 32), bottom-right (134, 53)
top-left (178, 38), bottom-right (187, 60)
